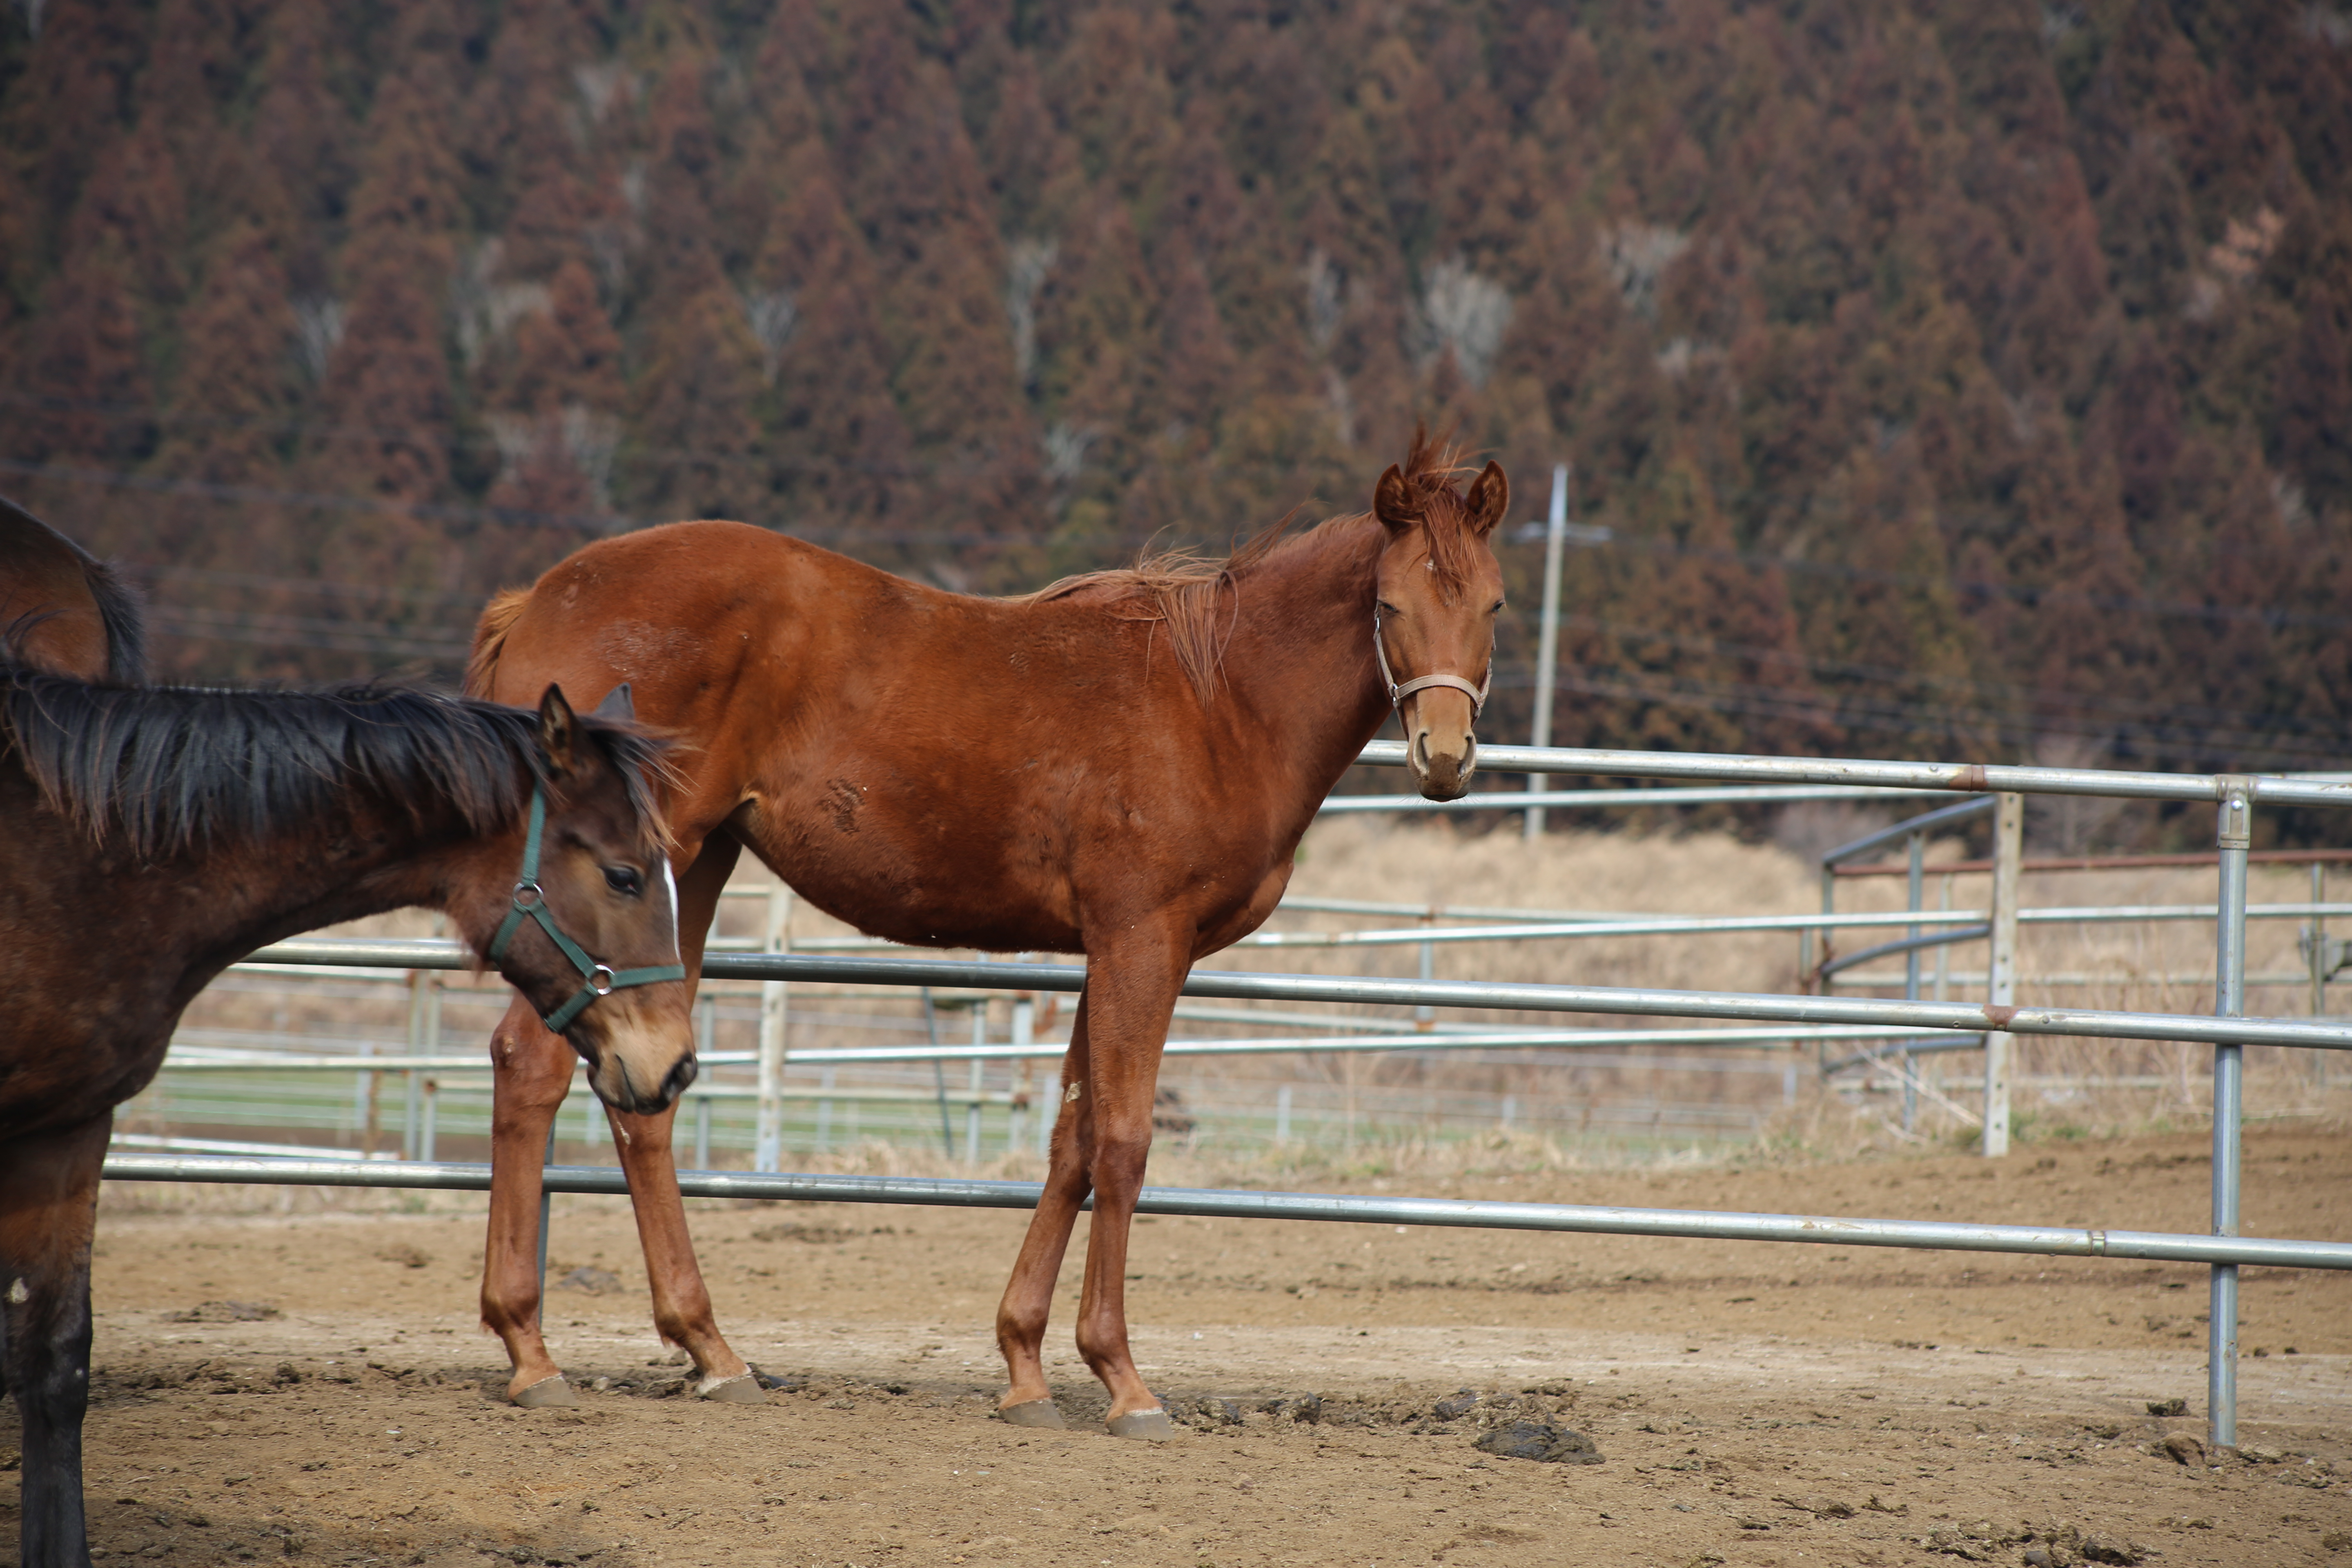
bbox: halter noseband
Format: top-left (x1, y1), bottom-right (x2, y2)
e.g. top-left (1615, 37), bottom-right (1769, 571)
top-left (486, 784), bottom-right (685, 1034)
top-left (1372, 602), bottom-right (1492, 719)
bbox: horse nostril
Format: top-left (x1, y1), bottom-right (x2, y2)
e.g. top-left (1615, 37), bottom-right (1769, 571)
top-left (661, 1054), bottom-right (700, 1107)
top-left (1413, 731), bottom-right (1433, 773)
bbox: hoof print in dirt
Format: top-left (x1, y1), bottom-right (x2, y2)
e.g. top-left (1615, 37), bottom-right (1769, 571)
top-left (2145, 1397), bottom-right (2189, 1417)
top-left (1471, 1420), bottom-right (1601, 1465)
top-left (1431, 1388), bottom-right (1479, 1421)
top-left (1934, 1523), bottom-right (2143, 1566)
top-left (1175, 1395), bottom-right (1246, 1429)
top-left (165, 1300), bottom-right (280, 1323)
top-left (553, 1266), bottom-right (622, 1295)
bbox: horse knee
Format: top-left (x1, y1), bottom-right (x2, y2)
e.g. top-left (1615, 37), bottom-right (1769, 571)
top-left (1088, 1124), bottom-right (1152, 1188)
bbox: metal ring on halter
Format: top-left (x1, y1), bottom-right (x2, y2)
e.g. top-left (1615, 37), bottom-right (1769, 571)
top-left (588, 964), bottom-right (616, 997)
top-left (512, 880), bottom-right (543, 908)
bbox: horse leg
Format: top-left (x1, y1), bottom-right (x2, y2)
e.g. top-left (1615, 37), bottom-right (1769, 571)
top-left (607, 831), bottom-right (756, 1400)
top-left (479, 1002), bottom-right (578, 1405)
top-left (0, 1111), bottom-right (109, 1567)
top-left (992, 1006), bottom-right (1098, 1424)
top-left (1068, 929), bottom-right (1189, 1437)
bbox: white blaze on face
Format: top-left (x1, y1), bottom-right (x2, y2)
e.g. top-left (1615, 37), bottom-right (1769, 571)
top-left (662, 858), bottom-right (679, 938)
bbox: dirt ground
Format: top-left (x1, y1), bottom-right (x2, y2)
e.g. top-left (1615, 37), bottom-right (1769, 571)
top-left (24, 1127), bottom-right (2351, 1567)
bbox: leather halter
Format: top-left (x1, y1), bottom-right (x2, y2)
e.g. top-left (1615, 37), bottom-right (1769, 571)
top-left (486, 784), bottom-right (685, 1034)
top-left (1372, 601), bottom-right (1492, 719)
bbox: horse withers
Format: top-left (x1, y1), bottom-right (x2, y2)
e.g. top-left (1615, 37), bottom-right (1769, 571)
top-left (461, 432), bottom-right (1508, 1432)
top-left (0, 673), bottom-right (695, 1568)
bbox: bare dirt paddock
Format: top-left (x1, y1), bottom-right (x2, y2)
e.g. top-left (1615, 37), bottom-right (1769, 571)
top-left (25, 1128), bottom-right (2352, 1568)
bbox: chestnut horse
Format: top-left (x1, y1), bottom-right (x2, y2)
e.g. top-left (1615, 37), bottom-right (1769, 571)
top-left (465, 435), bottom-right (1508, 1432)
top-left (0, 493), bottom-right (143, 682)
top-left (0, 672), bottom-right (695, 1568)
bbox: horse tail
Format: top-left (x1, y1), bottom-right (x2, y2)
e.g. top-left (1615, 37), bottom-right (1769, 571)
top-left (466, 587), bottom-right (533, 698)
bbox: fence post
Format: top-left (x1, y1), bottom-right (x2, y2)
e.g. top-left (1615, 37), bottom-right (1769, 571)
top-left (1525, 463), bottom-right (1568, 841)
top-left (1011, 992), bottom-right (1035, 1156)
top-left (2211, 776), bottom-right (2253, 1452)
top-left (1904, 830), bottom-right (1924, 1134)
top-left (693, 995), bottom-right (715, 1169)
top-left (2313, 862), bottom-right (2330, 1093)
top-left (965, 1005), bottom-right (986, 1167)
top-left (756, 881), bottom-right (793, 1173)
top-left (1982, 793), bottom-right (2023, 1158)
top-left (419, 1078), bottom-right (437, 1163)
top-left (1276, 1083), bottom-right (1292, 1143)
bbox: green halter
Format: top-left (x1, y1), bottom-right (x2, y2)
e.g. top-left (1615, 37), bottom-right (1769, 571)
top-left (486, 784), bottom-right (686, 1034)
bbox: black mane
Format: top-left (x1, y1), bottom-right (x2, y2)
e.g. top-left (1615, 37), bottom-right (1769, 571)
top-left (1, 667), bottom-right (667, 862)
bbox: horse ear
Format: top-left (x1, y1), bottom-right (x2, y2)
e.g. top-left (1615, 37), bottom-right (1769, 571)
top-left (592, 682), bottom-right (635, 722)
top-left (1464, 461), bottom-right (1510, 537)
top-left (1372, 463), bottom-right (1416, 534)
top-left (536, 684), bottom-right (582, 775)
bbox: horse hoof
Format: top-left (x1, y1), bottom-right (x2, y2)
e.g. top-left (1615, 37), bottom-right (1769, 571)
top-left (696, 1371), bottom-right (766, 1403)
top-left (1106, 1408), bottom-right (1180, 1441)
top-left (996, 1399), bottom-right (1068, 1430)
top-left (512, 1374), bottom-right (576, 1409)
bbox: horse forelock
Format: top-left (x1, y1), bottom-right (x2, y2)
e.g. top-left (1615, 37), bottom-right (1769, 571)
top-left (1393, 426), bottom-right (1484, 601)
top-left (0, 669), bottom-right (672, 862)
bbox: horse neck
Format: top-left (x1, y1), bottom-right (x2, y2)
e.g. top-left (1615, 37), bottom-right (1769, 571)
top-left (1222, 516), bottom-right (1393, 784)
top-left (173, 786), bottom-right (499, 974)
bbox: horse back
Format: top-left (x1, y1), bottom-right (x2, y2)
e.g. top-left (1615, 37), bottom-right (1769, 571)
top-left (470, 521), bottom-right (1276, 951)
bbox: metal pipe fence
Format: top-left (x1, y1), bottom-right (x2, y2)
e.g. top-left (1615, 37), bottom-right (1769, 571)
top-left (107, 738), bottom-right (2352, 1452)
top-left (100, 1154), bottom-right (2352, 1274)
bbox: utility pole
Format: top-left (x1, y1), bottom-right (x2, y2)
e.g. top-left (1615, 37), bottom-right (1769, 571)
top-left (1525, 463), bottom-right (1569, 840)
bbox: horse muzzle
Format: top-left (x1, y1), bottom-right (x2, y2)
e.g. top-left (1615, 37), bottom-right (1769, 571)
top-left (1409, 724), bottom-right (1479, 802)
top-left (578, 1015), bottom-right (699, 1115)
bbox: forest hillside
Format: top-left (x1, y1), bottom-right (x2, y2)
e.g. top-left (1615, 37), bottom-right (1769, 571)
top-left (4, 0), bottom-right (2349, 812)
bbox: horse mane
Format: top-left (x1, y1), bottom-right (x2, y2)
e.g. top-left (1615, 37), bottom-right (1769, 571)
top-left (466, 587), bottom-right (533, 697)
top-left (0, 667), bottom-right (670, 862)
top-left (1021, 426), bottom-right (1479, 698)
top-left (1020, 524), bottom-right (1294, 702)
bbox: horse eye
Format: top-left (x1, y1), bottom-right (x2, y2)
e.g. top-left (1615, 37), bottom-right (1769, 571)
top-left (1489, 599), bottom-right (1506, 614)
top-left (603, 865), bottom-right (644, 897)
top-left (1376, 599), bottom-right (1401, 617)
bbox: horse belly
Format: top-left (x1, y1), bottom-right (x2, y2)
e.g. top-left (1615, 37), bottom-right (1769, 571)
top-left (742, 780), bottom-right (1086, 954)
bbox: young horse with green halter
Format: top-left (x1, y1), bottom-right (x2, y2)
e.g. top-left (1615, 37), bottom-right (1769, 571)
top-left (0, 673), bottom-right (696, 1568)
top-left (463, 434), bottom-right (1509, 1430)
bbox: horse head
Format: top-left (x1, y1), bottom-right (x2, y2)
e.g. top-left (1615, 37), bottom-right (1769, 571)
top-left (465, 684), bottom-right (697, 1115)
top-left (1371, 450), bottom-right (1509, 801)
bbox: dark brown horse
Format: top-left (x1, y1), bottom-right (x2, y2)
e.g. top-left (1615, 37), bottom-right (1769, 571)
top-left (0, 494), bottom-right (143, 682)
top-left (464, 434), bottom-right (1508, 1431)
top-left (0, 670), bottom-right (695, 1568)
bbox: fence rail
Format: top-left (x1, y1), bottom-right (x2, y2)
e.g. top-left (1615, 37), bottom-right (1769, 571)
top-left (100, 1154), bottom-right (2352, 1273)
